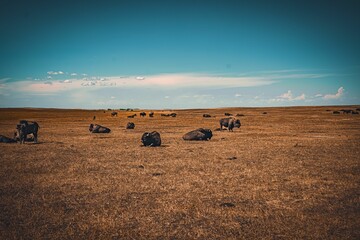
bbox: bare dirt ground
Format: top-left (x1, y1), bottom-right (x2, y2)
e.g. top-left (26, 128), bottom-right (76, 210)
top-left (1, 106), bottom-right (359, 239)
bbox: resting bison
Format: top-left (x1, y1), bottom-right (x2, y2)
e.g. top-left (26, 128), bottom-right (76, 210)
top-left (333, 111), bottom-right (340, 114)
top-left (183, 128), bottom-right (212, 141)
top-left (236, 113), bottom-right (244, 117)
top-left (140, 112), bottom-right (146, 117)
top-left (16, 120), bottom-right (40, 144)
top-left (127, 114), bottom-right (137, 118)
top-left (203, 114), bottom-right (211, 118)
top-left (111, 112), bottom-right (118, 117)
top-left (126, 122), bottom-right (135, 129)
top-left (141, 131), bottom-right (161, 147)
top-left (0, 135), bottom-right (17, 143)
top-left (149, 112), bottom-right (154, 117)
top-left (170, 113), bottom-right (177, 117)
top-left (224, 113), bottom-right (232, 116)
top-left (220, 117), bottom-right (241, 131)
top-left (89, 124), bottom-right (111, 133)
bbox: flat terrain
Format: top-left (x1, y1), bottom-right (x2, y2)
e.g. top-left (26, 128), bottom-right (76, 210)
top-left (0, 106), bottom-right (359, 239)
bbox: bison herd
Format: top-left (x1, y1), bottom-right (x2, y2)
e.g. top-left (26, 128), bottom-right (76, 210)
top-left (0, 120), bottom-right (39, 144)
top-left (86, 113), bottom-right (242, 147)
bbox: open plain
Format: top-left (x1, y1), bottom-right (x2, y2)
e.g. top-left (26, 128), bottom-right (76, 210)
top-left (0, 106), bottom-right (359, 239)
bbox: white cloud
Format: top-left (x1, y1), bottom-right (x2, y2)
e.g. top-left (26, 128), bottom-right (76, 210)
top-left (277, 90), bottom-right (306, 101)
top-left (235, 93), bottom-right (242, 97)
top-left (47, 71), bottom-right (64, 75)
top-left (164, 96), bottom-right (170, 99)
top-left (323, 87), bottom-right (344, 99)
top-left (61, 80), bottom-right (72, 83)
top-left (71, 73), bottom-right (77, 76)
top-left (111, 96), bottom-right (116, 99)
top-left (314, 94), bottom-right (323, 98)
top-left (136, 76), bottom-right (145, 80)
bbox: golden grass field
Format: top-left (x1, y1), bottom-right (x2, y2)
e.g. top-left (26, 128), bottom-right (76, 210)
top-left (0, 106), bottom-right (359, 239)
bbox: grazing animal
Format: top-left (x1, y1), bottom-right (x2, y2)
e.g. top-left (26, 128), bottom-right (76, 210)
top-left (89, 124), bottom-right (111, 133)
top-left (140, 112), bottom-right (146, 117)
top-left (170, 113), bottom-right (177, 117)
top-left (126, 122), bottom-right (135, 129)
top-left (183, 128), bottom-right (212, 141)
top-left (224, 113), bottom-right (232, 116)
top-left (203, 114), bottom-right (211, 118)
top-left (219, 117), bottom-right (241, 131)
top-left (141, 131), bottom-right (161, 146)
top-left (93, 116), bottom-right (96, 120)
top-left (149, 112), bottom-right (154, 117)
top-left (127, 114), bottom-right (137, 118)
top-left (161, 113), bottom-right (169, 117)
top-left (111, 112), bottom-right (118, 117)
top-left (16, 120), bottom-right (40, 144)
top-left (0, 135), bottom-right (17, 143)
top-left (333, 111), bottom-right (340, 114)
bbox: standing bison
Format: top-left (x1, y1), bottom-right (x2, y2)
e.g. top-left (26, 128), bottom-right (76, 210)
top-left (220, 117), bottom-right (241, 131)
top-left (141, 131), bottom-right (161, 147)
top-left (111, 112), bottom-right (118, 117)
top-left (126, 122), bottom-right (135, 129)
top-left (183, 128), bottom-right (213, 141)
top-left (140, 112), bottom-right (146, 117)
top-left (16, 120), bottom-right (40, 144)
top-left (89, 124), bottom-right (111, 133)
top-left (149, 112), bottom-right (154, 117)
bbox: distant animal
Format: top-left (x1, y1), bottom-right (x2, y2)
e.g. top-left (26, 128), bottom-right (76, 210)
top-left (356, 108), bottom-right (360, 111)
top-left (161, 113), bottom-right (169, 117)
top-left (16, 120), bottom-right (40, 144)
top-left (352, 111), bottom-right (359, 115)
top-left (170, 113), bottom-right (177, 117)
top-left (141, 131), bottom-right (161, 147)
top-left (263, 112), bottom-right (267, 114)
top-left (140, 112), bottom-right (146, 117)
top-left (333, 111), bottom-right (340, 114)
top-left (340, 109), bottom-right (352, 114)
top-left (149, 112), bottom-right (154, 117)
top-left (0, 135), bottom-right (17, 143)
top-left (127, 114), bottom-right (137, 118)
top-left (111, 112), bottom-right (118, 117)
top-left (183, 128), bottom-right (212, 141)
top-left (89, 124), bottom-right (111, 133)
top-left (126, 122), bottom-right (135, 129)
top-left (203, 114), bottom-right (211, 118)
top-left (220, 117), bottom-right (241, 131)
top-left (224, 113), bottom-right (232, 116)
top-left (236, 113), bottom-right (244, 117)
top-left (93, 116), bottom-right (96, 120)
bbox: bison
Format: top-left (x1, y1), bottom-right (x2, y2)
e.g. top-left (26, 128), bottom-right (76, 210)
top-left (183, 128), bottom-right (212, 141)
top-left (127, 114), bottom-right (137, 118)
top-left (224, 113), bottom-right (232, 116)
top-left (16, 120), bottom-right (40, 144)
top-left (140, 112), bottom-right (146, 117)
top-left (111, 112), bottom-right (118, 117)
top-left (170, 113), bottom-right (177, 117)
top-left (0, 135), bottom-right (17, 143)
top-left (89, 124), bottom-right (111, 133)
top-left (333, 111), bottom-right (340, 114)
top-left (220, 117), bottom-right (241, 131)
top-left (141, 131), bottom-right (161, 147)
top-left (126, 122), bottom-right (135, 129)
top-left (203, 114), bottom-right (211, 118)
top-left (149, 112), bottom-right (154, 117)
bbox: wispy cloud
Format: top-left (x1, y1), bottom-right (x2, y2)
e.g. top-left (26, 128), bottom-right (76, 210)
top-left (323, 87), bottom-right (344, 99)
top-left (47, 71), bottom-right (64, 75)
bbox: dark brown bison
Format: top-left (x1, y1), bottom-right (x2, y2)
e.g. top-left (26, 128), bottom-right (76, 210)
top-left (93, 115), bottom-right (96, 120)
top-left (149, 112), bottom-right (154, 117)
top-left (236, 113), bottom-right (244, 117)
top-left (224, 113), bottom-right (232, 116)
top-left (140, 112), bottom-right (146, 117)
top-left (333, 111), bottom-right (340, 114)
top-left (0, 135), bottom-right (17, 143)
top-left (126, 122), bottom-right (135, 129)
top-left (111, 112), bottom-right (118, 117)
top-left (203, 114), bottom-right (211, 118)
top-left (161, 113), bottom-right (169, 117)
top-left (16, 120), bottom-right (40, 144)
top-left (89, 124), bottom-right (111, 133)
top-left (170, 113), bottom-right (177, 117)
top-left (220, 117), bottom-right (241, 131)
top-left (183, 128), bottom-right (212, 141)
top-left (127, 114), bottom-right (137, 118)
top-left (352, 111), bottom-right (359, 115)
top-left (141, 131), bottom-right (161, 147)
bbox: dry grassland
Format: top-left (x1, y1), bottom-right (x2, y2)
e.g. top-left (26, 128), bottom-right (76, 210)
top-left (0, 106), bottom-right (359, 239)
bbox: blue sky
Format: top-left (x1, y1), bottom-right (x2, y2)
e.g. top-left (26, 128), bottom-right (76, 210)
top-left (0, 0), bottom-right (359, 109)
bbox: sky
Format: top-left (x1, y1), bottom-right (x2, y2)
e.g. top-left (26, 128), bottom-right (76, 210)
top-left (0, 0), bottom-right (359, 109)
